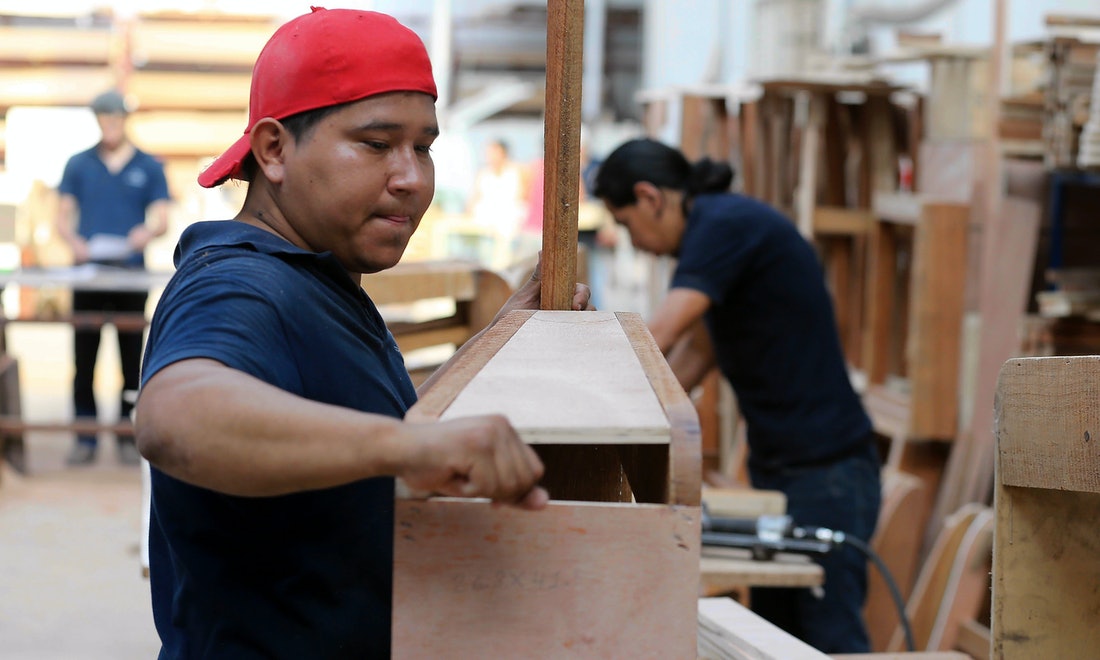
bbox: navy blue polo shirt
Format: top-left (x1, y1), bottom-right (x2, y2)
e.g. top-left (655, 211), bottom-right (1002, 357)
top-left (58, 145), bottom-right (170, 267)
top-left (140, 221), bottom-right (417, 658)
top-left (672, 194), bottom-right (871, 472)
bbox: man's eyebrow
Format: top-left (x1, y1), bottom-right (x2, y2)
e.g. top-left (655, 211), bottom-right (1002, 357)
top-left (355, 121), bottom-right (440, 137)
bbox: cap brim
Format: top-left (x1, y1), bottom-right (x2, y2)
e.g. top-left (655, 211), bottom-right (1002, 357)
top-left (197, 134), bottom-right (252, 188)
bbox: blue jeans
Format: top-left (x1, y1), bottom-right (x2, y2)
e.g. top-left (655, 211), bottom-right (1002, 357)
top-left (748, 442), bottom-right (881, 654)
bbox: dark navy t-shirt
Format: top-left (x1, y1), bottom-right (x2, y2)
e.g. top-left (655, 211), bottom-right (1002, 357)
top-left (672, 194), bottom-right (871, 472)
top-left (58, 145), bottom-right (170, 268)
top-left (140, 221), bottom-right (417, 658)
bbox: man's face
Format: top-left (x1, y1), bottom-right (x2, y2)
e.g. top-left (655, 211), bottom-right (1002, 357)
top-left (605, 194), bottom-right (677, 256)
top-left (96, 113), bottom-right (127, 150)
top-left (277, 91), bottom-right (438, 274)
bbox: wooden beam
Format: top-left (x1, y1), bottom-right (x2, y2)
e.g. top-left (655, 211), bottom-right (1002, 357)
top-left (539, 0), bottom-right (584, 310)
top-left (0, 67), bottom-right (116, 109)
top-left (0, 26), bottom-right (113, 65)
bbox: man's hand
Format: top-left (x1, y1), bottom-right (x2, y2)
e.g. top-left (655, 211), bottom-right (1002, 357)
top-left (500, 253), bottom-right (594, 317)
top-left (398, 415), bottom-right (548, 510)
top-left (128, 225), bottom-right (155, 252)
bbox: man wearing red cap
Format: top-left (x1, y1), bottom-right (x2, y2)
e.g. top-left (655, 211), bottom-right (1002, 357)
top-left (135, 8), bottom-right (589, 657)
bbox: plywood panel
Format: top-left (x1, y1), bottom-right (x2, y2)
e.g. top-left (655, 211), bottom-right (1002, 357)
top-left (440, 311), bottom-right (671, 445)
top-left (394, 499), bottom-right (700, 659)
top-left (697, 597), bottom-right (829, 659)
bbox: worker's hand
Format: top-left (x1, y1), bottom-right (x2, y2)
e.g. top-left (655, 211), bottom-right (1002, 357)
top-left (398, 415), bottom-right (548, 510)
top-left (70, 238), bottom-right (90, 265)
top-left (128, 225), bottom-right (155, 252)
top-left (501, 253), bottom-right (594, 315)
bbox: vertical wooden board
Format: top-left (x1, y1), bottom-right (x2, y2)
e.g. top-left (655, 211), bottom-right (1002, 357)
top-left (393, 500), bottom-right (700, 659)
top-left (992, 487), bottom-right (1100, 659)
top-left (540, 0), bottom-right (584, 311)
top-left (908, 203), bottom-right (969, 440)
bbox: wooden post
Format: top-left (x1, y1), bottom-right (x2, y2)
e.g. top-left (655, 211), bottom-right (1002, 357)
top-left (540, 0), bottom-right (583, 311)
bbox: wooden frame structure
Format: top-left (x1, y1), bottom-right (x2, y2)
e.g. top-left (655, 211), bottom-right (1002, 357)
top-left (391, 1), bottom-right (702, 655)
top-left (993, 356), bottom-right (1100, 658)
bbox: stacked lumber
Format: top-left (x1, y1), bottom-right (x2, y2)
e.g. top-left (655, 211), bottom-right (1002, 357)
top-left (1077, 47), bottom-right (1100, 167)
top-left (0, 12), bottom-right (118, 110)
top-left (1045, 36), bottom-right (1097, 168)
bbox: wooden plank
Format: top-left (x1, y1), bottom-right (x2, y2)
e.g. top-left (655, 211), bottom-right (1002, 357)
top-left (873, 192), bottom-right (922, 225)
top-left (0, 67), bottom-right (116, 108)
top-left (700, 550), bottom-right (823, 592)
top-left (697, 596), bottom-right (830, 660)
top-left (861, 220), bottom-right (904, 386)
top-left (907, 203), bottom-right (968, 440)
top-left (126, 70), bottom-right (251, 111)
top-left (931, 196), bottom-right (1041, 535)
top-left (361, 260), bottom-right (477, 306)
top-left (953, 619), bottom-right (990, 660)
top-left (393, 499), bottom-right (700, 659)
top-left (539, 0), bottom-right (583, 310)
top-left (0, 26), bottom-right (113, 65)
top-left (888, 504), bottom-right (989, 653)
top-left (439, 311), bottom-right (671, 445)
top-left (994, 356), bottom-right (1100, 493)
top-left (813, 206), bottom-right (875, 235)
top-left (702, 487), bottom-right (786, 518)
top-left (127, 111), bottom-right (248, 159)
top-left (130, 20), bottom-right (275, 68)
top-left (865, 470), bottom-right (925, 652)
top-left (795, 92), bottom-right (825, 238)
top-left (617, 311), bottom-right (700, 505)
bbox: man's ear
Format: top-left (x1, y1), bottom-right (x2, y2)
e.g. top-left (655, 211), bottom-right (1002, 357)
top-left (249, 118), bottom-right (290, 184)
top-left (632, 181), bottom-right (662, 211)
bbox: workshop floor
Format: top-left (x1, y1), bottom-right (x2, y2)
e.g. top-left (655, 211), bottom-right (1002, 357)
top-left (0, 324), bottom-right (160, 659)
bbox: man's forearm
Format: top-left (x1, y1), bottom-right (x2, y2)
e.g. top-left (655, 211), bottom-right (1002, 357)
top-left (136, 359), bottom-right (411, 497)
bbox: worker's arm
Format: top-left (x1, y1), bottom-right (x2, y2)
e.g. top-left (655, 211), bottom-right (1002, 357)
top-left (136, 358), bottom-right (546, 508)
top-left (666, 317), bottom-right (717, 392)
top-left (648, 287), bottom-right (716, 391)
top-left (55, 193), bottom-right (89, 264)
top-left (128, 198), bottom-right (170, 253)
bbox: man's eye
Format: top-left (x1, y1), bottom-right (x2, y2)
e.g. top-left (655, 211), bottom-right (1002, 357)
top-left (364, 141), bottom-right (387, 150)
top-left (415, 144), bottom-right (434, 155)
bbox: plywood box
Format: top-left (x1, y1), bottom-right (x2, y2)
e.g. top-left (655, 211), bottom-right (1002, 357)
top-left (393, 310), bottom-right (702, 658)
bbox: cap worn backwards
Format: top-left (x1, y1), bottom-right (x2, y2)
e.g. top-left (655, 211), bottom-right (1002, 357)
top-left (197, 6), bottom-right (438, 189)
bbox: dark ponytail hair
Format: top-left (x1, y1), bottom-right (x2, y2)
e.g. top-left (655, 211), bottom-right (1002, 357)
top-left (592, 138), bottom-right (734, 208)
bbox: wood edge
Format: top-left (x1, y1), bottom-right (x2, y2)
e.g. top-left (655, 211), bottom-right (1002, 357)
top-left (406, 310), bottom-right (534, 422)
top-left (616, 311), bottom-right (701, 506)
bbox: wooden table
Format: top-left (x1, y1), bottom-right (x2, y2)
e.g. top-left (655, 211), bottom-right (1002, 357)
top-left (0, 266), bottom-right (174, 474)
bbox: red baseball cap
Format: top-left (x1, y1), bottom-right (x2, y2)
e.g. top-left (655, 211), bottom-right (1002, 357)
top-left (198, 7), bottom-right (437, 188)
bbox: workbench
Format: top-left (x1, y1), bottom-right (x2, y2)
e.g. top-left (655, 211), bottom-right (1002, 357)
top-left (0, 265), bottom-right (173, 473)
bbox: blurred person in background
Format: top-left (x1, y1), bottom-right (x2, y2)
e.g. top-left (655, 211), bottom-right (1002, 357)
top-left (55, 89), bottom-right (170, 466)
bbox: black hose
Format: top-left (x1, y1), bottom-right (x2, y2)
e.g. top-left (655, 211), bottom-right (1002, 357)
top-left (840, 533), bottom-right (916, 653)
